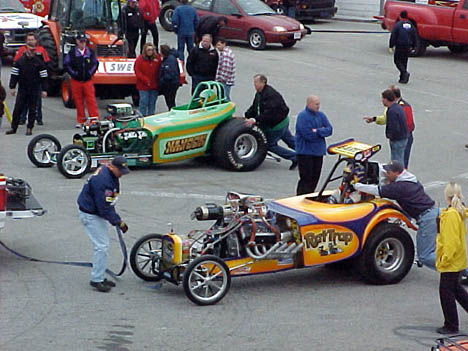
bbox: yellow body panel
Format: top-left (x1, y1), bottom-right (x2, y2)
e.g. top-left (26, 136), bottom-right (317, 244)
top-left (165, 234), bottom-right (183, 265)
top-left (225, 257), bottom-right (294, 275)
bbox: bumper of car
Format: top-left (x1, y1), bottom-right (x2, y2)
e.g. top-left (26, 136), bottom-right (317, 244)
top-left (264, 29), bottom-right (307, 43)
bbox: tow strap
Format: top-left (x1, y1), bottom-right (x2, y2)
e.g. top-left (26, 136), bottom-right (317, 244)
top-left (0, 226), bottom-right (128, 278)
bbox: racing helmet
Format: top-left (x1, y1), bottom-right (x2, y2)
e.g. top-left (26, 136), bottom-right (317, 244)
top-left (199, 89), bottom-right (217, 104)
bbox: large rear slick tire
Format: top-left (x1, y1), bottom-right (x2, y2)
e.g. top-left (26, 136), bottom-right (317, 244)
top-left (27, 134), bottom-right (61, 167)
top-left (130, 233), bottom-right (164, 282)
top-left (61, 74), bottom-right (75, 108)
top-left (212, 118), bottom-right (267, 172)
top-left (183, 255), bottom-right (231, 306)
top-left (57, 144), bottom-right (91, 179)
top-left (357, 223), bottom-right (414, 285)
top-left (38, 26), bottom-right (61, 96)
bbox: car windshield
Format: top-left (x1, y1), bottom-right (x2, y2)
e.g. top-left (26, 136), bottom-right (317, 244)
top-left (235, 0), bottom-right (275, 16)
top-left (63, 0), bottom-right (119, 30)
top-left (0, 0), bottom-right (27, 13)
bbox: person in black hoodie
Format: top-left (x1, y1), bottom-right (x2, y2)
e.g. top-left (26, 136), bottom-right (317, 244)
top-left (186, 34), bottom-right (218, 93)
top-left (244, 74), bottom-right (297, 169)
top-left (6, 42), bottom-right (48, 135)
top-left (195, 15), bottom-right (227, 43)
top-left (159, 44), bottom-right (180, 110)
top-left (122, 0), bottom-right (144, 58)
top-left (389, 11), bottom-right (416, 84)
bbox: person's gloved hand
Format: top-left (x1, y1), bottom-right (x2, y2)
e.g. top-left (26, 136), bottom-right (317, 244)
top-left (119, 221), bottom-right (129, 233)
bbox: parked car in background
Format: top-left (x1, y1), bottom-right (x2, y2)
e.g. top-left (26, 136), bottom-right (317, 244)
top-left (379, 0), bottom-right (468, 56)
top-left (265, 0), bottom-right (337, 21)
top-left (160, 0), bottom-right (307, 49)
top-left (0, 0), bottom-right (44, 54)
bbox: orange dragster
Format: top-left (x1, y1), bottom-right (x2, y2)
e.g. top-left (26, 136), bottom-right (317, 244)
top-left (130, 139), bottom-right (417, 306)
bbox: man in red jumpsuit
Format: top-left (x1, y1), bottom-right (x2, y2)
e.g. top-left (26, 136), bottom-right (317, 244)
top-left (64, 33), bottom-right (99, 128)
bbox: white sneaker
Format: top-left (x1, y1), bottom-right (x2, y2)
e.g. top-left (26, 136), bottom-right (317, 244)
top-left (75, 123), bottom-right (82, 129)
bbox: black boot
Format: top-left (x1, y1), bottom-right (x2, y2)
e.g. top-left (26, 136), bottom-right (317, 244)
top-left (6, 129), bottom-right (16, 135)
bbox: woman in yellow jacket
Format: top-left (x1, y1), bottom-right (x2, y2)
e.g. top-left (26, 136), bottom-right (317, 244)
top-left (436, 182), bottom-right (468, 334)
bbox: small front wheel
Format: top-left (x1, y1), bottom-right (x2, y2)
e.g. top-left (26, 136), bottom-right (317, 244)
top-left (248, 29), bottom-right (266, 50)
top-left (57, 144), bottom-right (91, 179)
top-left (27, 134), bottom-right (62, 167)
top-left (130, 233), bottom-right (164, 281)
top-left (183, 255), bottom-right (231, 306)
top-left (357, 223), bottom-right (414, 285)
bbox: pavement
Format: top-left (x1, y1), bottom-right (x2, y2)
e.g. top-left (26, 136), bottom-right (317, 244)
top-left (2, 20), bottom-right (468, 351)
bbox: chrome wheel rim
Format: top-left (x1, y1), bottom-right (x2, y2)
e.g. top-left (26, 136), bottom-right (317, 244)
top-left (188, 260), bottom-right (228, 304)
top-left (374, 238), bottom-right (405, 273)
top-left (250, 33), bottom-right (262, 48)
top-left (135, 237), bottom-right (162, 278)
top-left (234, 133), bottom-right (257, 159)
top-left (33, 139), bottom-right (59, 164)
top-left (61, 148), bottom-right (89, 176)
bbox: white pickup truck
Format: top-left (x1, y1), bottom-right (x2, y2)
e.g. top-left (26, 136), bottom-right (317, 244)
top-left (0, 0), bottom-right (44, 53)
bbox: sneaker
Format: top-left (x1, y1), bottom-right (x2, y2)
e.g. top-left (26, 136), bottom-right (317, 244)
top-left (37, 121), bottom-right (44, 125)
top-left (461, 276), bottom-right (468, 285)
top-left (75, 123), bottom-right (82, 129)
top-left (436, 326), bottom-right (458, 334)
top-left (19, 120), bottom-right (25, 125)
top-left (25, 128), bottom-right (32, 136)
top-left (103, 279), bottom-right (116, 287)
top-left (464, 144), bottom-right (468, 149)
top-left (90, 281), bottom-right (111, 292)
top-left (289, 160), bottom-right (298, 171)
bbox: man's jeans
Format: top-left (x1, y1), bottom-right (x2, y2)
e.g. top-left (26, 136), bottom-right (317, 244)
top-left (404, 132), bottom-right (413, 169)
top-left (79, 211), bottom-right (109, 283)
top-left (416, 206), bottom-right (438, 270)
top-left (265, 125), bottom-right (296, 161)
top-left (389, 138), bottom-right (408, 165)
top-left (139, 90), bottom-right (158, 116)
top-left (222, 83), bottom-right (231, 101)
top-left (177, 34), bottom-right (194, 61)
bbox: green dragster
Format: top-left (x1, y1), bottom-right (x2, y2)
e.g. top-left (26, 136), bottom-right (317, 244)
top-left (27, 82), bottom-right (268, 178)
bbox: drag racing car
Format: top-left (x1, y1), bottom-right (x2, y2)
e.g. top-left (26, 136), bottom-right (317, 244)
top-left (129, 139), bottom-right (417, 305)
top-left (27, 81), bottom-right (268, 178)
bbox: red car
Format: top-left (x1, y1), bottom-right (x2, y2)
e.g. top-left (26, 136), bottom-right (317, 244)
top-left (160, 0), bottom-right (307, 49)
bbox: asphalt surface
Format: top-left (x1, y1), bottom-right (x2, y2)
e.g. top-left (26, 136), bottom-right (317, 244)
top-left (1, 20), bottom-right (468, 351)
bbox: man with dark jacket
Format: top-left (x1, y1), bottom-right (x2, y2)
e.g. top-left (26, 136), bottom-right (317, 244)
top-left (122, 0), bottom-right (144, 58)
top-left (355, 160), bottom-right (438, 271)
top-left (64, 33), bottom-right (99, 128)
top-left (6, 41), bottom-right (48, 135)
top-left (159, 44), bottom-right (180, 109)
top-left (172, 0), bottom-right (198, 61)
top-left (186, 34), bottom-right (218, 93)
top-left (381, 89), bottom-right (409, 165)
top-left (196, 15), bottom-right (228, 43)
top-left (78, 156), bottom-right (130, 292)
top-left (389, 10), bottom-right (416, 83)
top-left (245, 74), bottom-right (296, 169)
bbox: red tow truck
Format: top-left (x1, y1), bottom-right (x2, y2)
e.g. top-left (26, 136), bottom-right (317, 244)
top-left (379, 0), bottom-right (468, 56)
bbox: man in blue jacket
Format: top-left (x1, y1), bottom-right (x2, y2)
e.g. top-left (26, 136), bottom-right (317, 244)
top-left (295, 95), bottom-right (333, 195)
top-left (389, 10), bottom-right (416, 84)
top-left (171, 0), bottom-right (198, 61)
top-left (77, 156), bottom-right (130, 292)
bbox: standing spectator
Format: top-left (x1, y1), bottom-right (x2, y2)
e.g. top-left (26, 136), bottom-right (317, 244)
top-left (435, 182), bottom-right (468, 334)
top-left (364, 85), bottom-right (415, 168)
top-left (122, 0), bottom-right (144, 58)
top-left (159, 44), bottom-right (180, 110)
top-left (139, 0), bottom-right (160, 52)
top-left (389, 11), bottom-right (416, 84)
top-left (0, 31), bottom-right (5, 78)
top-left (354, 160), bottom-right (438, 270)
top-left (64, 33), bottom-right (99, 128)
top-left (0, 83), bottom-right (6, 129)
top-left (244, 74), bottom-right (296, 169)
top-left (215, 37), bottom-right (235, 101)
top-left (364, 89), bottom-right (408, 165)
top-left (295, 95), bottom-right (333, 195)
top-left (283, 0), bottom-right (296, 18)
top-left (171, 0), bottom-right (198, 61)
top-left (186, 34), bottom-right (218, 93)
top-left (134, 43), bottom-right (161, 116)
top-left (15, 33), bottom-right (50, 127)
top-left (196, 15), bottom-right (228, 43)
top-left (6, 44), bottom-right (48, 135)
top-left (77, 156), bottom-right (130, 293)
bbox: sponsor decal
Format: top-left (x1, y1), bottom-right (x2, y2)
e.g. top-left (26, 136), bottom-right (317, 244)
top-left (303, 228), bottom-right (353, 255)
top-left (164, 134), bottom-right (207, 154)
top-left (121, 130), bottom-right (147, 140)
top-left (104, 61), bottom-right (134, 74)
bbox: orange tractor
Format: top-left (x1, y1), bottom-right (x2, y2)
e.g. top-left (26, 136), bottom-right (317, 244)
top-left (38, 0), bottom-right (138, 107)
